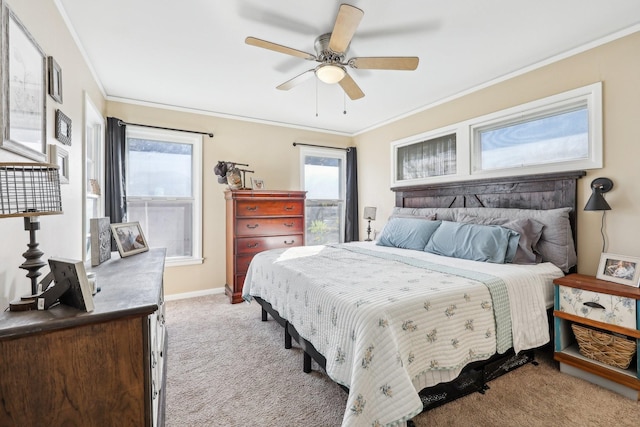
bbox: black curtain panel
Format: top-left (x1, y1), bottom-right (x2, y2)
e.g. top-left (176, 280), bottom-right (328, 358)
top-left (105, 117), bottom-right (127, 249)
top-left (344, 147), bottom-right (359, 242)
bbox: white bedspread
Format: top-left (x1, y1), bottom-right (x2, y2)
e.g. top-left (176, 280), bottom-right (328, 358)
top-left (243, 242), bottom-right (563, 427)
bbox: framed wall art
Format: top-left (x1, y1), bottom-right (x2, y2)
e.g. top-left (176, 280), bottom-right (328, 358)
top-left (55, 109), bottom-right (72, 145)
top-left (110, 222), bottom-right (149, 257)
top-left (596, 253), bottom-right (640, 287)
top-left (48, 144), bottom-right (69, 184)
top-left (47, 56), bottom-right (63, 103)
top-left (0, 3), bottom-right (47, 162)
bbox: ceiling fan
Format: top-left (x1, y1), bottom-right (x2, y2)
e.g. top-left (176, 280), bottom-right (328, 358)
top-left (245, 4), bottom-right (419, 100)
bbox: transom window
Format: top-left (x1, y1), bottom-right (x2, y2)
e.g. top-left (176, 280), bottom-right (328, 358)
top-left (391, 82), bottom-right (602, 187)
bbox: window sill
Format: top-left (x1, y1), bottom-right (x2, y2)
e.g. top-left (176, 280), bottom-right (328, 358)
top-left (165, 257), bottom-right (204, 267)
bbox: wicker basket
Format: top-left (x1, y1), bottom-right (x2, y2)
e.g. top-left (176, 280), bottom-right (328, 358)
top-left (572, 324), bottom-right (636, 369)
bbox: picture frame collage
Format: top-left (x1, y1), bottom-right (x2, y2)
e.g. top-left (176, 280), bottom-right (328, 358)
top-left (0, 1), bottom-right (71, 183)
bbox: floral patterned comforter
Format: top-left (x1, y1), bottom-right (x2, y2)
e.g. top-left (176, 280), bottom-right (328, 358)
top-left (243, 242), bottom-right (563, 427)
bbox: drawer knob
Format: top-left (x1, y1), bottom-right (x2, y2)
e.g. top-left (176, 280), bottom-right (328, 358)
top-left (284, 240), bottom-right (295, 245)
top-left (246, 224), bottom-right (259, 229)
top-left (283, 222), bottom-right (294, 227)
top-left (246, 206), bottom-right (258, 211)
top-left (247, 242), bottom-right (259, 248)
top-left (284, 206), bottom-right (294, 211)
top-left (583, 301), bottom-right (605, 309)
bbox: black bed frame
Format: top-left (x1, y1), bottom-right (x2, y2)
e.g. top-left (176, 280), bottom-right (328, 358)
top-left (254, 170), bottom-right (585, 415)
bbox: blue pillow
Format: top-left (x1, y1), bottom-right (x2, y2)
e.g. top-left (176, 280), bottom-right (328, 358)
top-left (424, 221), bottom-right (517, 263)
top-left (377, 218), bottom-right (442, 251)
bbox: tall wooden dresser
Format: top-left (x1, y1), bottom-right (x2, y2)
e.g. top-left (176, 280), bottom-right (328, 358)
top-left (225, 190), bottom-right (306, 303)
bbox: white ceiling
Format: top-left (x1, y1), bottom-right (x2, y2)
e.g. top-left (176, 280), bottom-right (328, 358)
top-left (57, 0), bottom-right (640, 135)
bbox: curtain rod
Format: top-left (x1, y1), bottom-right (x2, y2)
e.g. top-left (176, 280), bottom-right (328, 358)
top-left (117, 120), bottom-right (214, 138)
top-left (292, 142), bottom-right (351, 152)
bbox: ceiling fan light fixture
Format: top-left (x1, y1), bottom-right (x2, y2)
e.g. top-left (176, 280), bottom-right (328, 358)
top-left (315, 64), bottom-right (346, 84)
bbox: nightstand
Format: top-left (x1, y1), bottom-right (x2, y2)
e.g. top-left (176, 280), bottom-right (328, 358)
top-left (553, 274), bottom-right (640, 400)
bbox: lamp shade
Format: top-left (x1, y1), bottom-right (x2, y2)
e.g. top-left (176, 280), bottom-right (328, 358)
top-left (584, 188), bottom-right (611, 211)
top-left (363, 206), bottom-right (376, 220)
top-left (584, 177), bottom-right (613, 211)
top-left (0, 163), bottom-right (63, 218)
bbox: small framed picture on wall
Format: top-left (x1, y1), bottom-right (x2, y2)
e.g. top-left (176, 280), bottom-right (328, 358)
top-left (55, 109), bottom-right (72, 145)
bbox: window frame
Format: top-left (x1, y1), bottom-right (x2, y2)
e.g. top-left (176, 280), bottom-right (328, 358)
top-left (299, 146), bottom-right (347, 244)
top-left (391, 82), bottom-right (602, 188)
top-left (82, 93), bottom-right (105, 262)
top-left (469, 82), bottom-right (602, 177)
top-left (125, 125), bottom-right (203, 266)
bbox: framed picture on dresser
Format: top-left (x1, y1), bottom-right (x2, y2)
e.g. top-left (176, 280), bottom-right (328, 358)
top-left (110, 222), bottom-right (149, 257)
top-left (596, 252), bottom-right (640, 287)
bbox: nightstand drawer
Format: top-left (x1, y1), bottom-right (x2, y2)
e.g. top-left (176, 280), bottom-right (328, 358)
top-left (558, 285), bottom-right (636, 329)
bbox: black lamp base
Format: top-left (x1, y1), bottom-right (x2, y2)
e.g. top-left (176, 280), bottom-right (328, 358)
top-left (19, 217), bottom-right (47, 295)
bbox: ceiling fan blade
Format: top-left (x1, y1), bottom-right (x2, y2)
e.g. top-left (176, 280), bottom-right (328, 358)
top-left (338, 73), bottom-right (365, 100)
top-left (245, 37), bottom-right (316, 60)
top-left (349, 57), bottom-right (419, 70)
top-left (328, 4), bottom-right (364, 53)
top-left (276, 69), bottom-right (315, 91)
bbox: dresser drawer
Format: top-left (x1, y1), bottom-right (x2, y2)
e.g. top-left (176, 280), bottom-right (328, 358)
top-left (236, 217), bottom-right (304, 237)
top-left (236, 254), bottom-right (254, 275)
top-left (236, 235), bottom-right (302, 255)
top-left (236, 200), bottom-right (304, 217)
top-left (558, 285), bottom-right (637, 329)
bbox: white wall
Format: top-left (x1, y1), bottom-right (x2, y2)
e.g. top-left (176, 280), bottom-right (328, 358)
top-left (0, 0), bottom-right (105, 309)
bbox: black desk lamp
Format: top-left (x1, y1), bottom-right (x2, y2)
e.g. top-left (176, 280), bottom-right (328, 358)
top-left (0, 163), bottom-right (63, 295)
top-left (584, 177), bottom-right (613, 252)
top-left (363, 206), bottom-right (377, 241)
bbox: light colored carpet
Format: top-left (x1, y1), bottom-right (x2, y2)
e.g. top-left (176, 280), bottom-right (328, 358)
top-left (165, 294), bottom-right (640, 426)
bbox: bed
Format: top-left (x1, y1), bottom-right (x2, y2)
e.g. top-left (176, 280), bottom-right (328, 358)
top-left (242, 171), bottom-right (585, 427)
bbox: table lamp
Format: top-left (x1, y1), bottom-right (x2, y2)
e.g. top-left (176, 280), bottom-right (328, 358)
top-left (363, 206), bottom-right (377, 241)
top-left (0, 163), bottom-right (63, 295)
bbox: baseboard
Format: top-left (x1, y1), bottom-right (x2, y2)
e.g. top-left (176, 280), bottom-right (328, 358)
top-left (165, 287), bottom-right (225, 301)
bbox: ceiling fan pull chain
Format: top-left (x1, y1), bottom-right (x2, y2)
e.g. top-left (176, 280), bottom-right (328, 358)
top-left (343, 92), bottom-right (347, 115)
top-left (316, 79), bottom-right (319, 117)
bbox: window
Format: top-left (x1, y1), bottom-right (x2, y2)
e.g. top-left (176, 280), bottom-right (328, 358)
top-left (125, 126), bottom-right (202, 265)
top-left (83, 94), bottom-right (104, 261)
top-left (391, 82), bottom-right (602, 187)
top-left (395, 132), bottom-right (456, 181)
top-left (300, 147), bottom-right (346, 244)
top-left (475, 107), bottom-right (588, 171)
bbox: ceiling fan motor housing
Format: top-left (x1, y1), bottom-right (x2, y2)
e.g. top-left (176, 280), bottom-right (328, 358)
top-left (315, 33), bottom-right (345, 64)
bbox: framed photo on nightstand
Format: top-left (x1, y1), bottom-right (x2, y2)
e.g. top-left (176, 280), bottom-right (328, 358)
top-left (596, 252), bottom-right (640, 287)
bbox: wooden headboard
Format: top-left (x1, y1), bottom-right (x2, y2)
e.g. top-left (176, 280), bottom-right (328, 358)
top-left (392, 170), bottom-right (586, 250)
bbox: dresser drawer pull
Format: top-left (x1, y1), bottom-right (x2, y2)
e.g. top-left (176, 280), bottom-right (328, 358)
top-left (284, 206), bottom-right (294, 211)
top-left (246, 224), bottom-right (259, 229)
top-left (284, 240), bottom-right (295, 245)
top-left (283, 222), bottom-right (294, 227)
top-left (245, 206), bottom-right (258, 211)
top-left (583, 301), bottom-right (605, 309)
top-left (247, 242), bottom-right (260, 248)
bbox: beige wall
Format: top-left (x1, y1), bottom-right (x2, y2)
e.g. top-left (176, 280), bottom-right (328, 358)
top-left (106, 101), bottom-right (351, 296)
top-left (0, 0), bottom-right (105, 309)
top-left (355, 31), bottom-right (640, 276)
